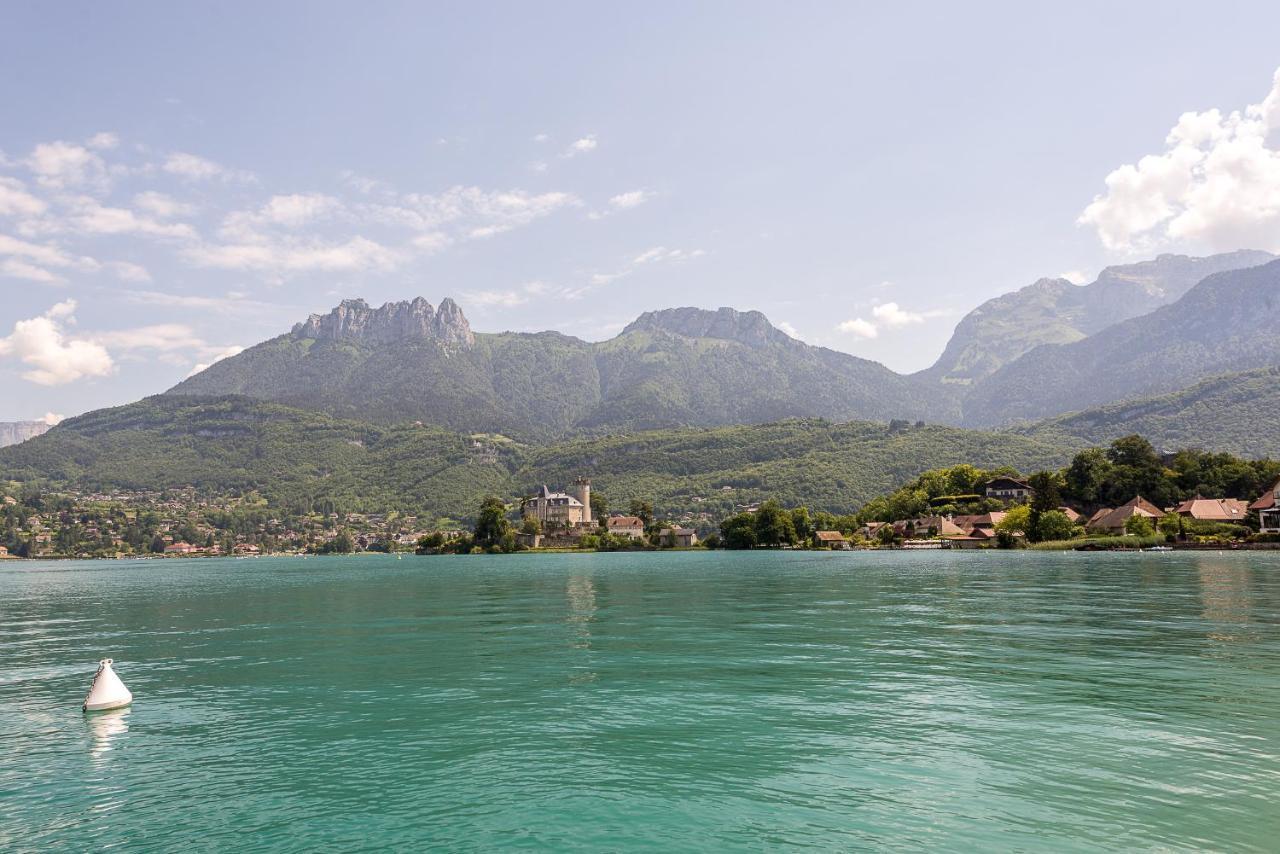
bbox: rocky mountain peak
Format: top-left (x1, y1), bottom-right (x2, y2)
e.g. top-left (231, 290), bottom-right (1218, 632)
top-left (291, 297), bottom-right (473, 348)
top-left (621, 306), bottom-right (798, 349)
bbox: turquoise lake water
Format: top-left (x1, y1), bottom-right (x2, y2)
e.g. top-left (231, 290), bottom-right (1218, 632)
top-left (2, 551), bottom-right (1279, 851)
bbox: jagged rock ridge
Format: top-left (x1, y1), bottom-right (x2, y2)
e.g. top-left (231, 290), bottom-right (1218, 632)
top-left (292, 297), bottom-right (474, 348)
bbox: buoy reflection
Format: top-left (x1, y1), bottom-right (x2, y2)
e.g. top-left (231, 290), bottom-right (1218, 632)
top-left (87, 707), bottom-right (130, 760)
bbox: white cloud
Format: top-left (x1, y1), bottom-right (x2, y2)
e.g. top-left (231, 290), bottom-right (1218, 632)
top-left (86, 132), bottom-right (120, 151)
top-left (1058, 269), bottom-right (1088, 285)
top-left (533, 133), bottom-right (550, 143)
top-left (258, 193), bottom-right (341, 228)
top-left (837, 317), bottom-right (878, 338)
top-left (464, 288), bottom-right (531, 307)
top-left (66, 197), bottom-right (196, 239)
top-left (0, 234), bottom-right (99, 282)
top-left (871, 302), bottom-right (925, 327)
top-left (187, 345), bottom-right (244, 378)
top-left (632, 246), bottom-right (706, 265)
top-left (163, 152), bottom-right (254, 182)
top-left (183, 235), bottom-right (400, 273)
top-left (108, 261), bottom-right (152, 283)
top-left (776, 321), bottom-right (801, 340)
top-left (0, 177), bottom-right (48, 217)
top-left (0, 300), bottom-right (115, 385)
top-left (92, 323), bottom-right (201, 353)
top-left (134, 191), bottom-right (195, 218)
top-left (1079, 66), bottom-right (1280, 252)
top-left (563, 135), bottom-right (598, 158)
top-left (42, 412), bottom-right (64, 425)
top-left (609, 189), bottom-right (653, 210)
top-left (25, 141), bottom-right (108, 190)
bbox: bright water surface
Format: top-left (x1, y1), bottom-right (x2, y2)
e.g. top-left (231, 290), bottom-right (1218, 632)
top-left (2, 551), bottom-right (1280, 852)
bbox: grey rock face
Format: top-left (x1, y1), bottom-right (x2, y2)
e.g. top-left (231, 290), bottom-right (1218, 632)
top-left (622, 306), bottom-right (800, 349)
top-left (291, 297), bottom-right (472, 348)
top-left (0, 421), bottom-right (53, 448)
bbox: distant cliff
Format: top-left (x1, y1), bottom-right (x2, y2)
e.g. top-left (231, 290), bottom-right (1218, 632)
top-left (0, 421), bottom-right (53, 448)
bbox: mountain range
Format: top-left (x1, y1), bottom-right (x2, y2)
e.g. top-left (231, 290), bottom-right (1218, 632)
top-left (169, 251), bottom-right (1279, 440)
top-left (3, 248), bottom-right (1277, 520)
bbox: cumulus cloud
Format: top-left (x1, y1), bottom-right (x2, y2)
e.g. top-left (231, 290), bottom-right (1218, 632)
top-left (563, 135), bottom-right (598, 158)
top-left (609, 189), bottom-right (653, 210)
top-left (776, 321), bottom-right (802, 340)
top-left (871, 301), bottom-right (925, 327)
top-left (134, 191), bottom-right (194, 218)
top-left (186, 345), bottom-right (244, 378)
top-left (86, 132), bottom-right (119, 151)
top-left (0, 177), bottom-right (48, 217)
top-left (25, 141), bottom-right (108, 190)
top-left (0, 300), bottom-right (115, 385)
top-left (837, 301), bottom-right (946, 340)
top-left (1079, 66), bottom-right (1280, 252)
top-left (837, 317), bottom-right (878, 338)
top-left (42, 412), bottom-right (64, 425)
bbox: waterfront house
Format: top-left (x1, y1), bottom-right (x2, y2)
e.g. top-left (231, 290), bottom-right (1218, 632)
top-left (1174, 496), bottom-right (1249, 523)
top-left (1058, 507), bottom-right (1082, 523)
top-left (814, 530), bottom-right (851, 550)
top-left (984, 477), bottom-right (1034, 502)
top-left (606, 515), bottom-right (647, 540)
top-left (1250, 476), bottom-right (1280, 533)
top-left (660, 527), bottom-right (699, 548)
top-left (164, 541), bottom-right (198, 555)
top-left (1085, 496), bottom-right (1163, 535)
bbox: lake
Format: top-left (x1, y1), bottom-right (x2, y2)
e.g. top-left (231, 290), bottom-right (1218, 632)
top-left (2, 551), bottom-right (1279, 851)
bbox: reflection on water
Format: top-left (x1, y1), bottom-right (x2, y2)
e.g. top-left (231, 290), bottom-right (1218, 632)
top-left (86, 707), bottom-right (130, 761)
top-left (1199, 560), bottom-right (1253, 641)
top-left (566, 574), bottom-right (598, 683)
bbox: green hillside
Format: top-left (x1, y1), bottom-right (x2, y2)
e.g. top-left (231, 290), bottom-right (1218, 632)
top-left (1020, 368), bottom-right (1280, 457)
top-left (0, 396), bottom-right (1082, 523)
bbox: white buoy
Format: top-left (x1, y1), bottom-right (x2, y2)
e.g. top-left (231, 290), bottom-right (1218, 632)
top-left (83, 658), bottom-right (132, 712)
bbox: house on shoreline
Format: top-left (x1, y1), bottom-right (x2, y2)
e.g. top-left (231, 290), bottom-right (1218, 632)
top-left (1086, 496), bottom-right (1163, 535)
top-left (1251, 477), bottom-right (1280, 533)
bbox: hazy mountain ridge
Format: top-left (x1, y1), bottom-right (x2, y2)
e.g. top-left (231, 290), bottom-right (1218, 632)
top-left (961, 258), bottom-right (1280, 426)
top-left (923, 250), bottom-right (1274, 385)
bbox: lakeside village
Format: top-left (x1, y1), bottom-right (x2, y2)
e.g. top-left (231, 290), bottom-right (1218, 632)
top-left (3, 436), bottom-right (1279, 560)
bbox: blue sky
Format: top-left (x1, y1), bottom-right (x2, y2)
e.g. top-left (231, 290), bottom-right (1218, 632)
top-left (2, 2), bottom-right (1279, 421)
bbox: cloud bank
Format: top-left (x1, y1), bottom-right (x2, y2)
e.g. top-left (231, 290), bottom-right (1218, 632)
top-left (1080, 66), bottom-right (1280, 252)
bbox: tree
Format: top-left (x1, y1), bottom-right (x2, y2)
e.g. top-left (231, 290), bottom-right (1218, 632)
top-left (720, 513), bottom-right (758, 549)
top-left (876, 524), bottom-right (899, 546)
top-left (1064, 448), bottom-right (1110, 506)
top-left (416, 532), bottom-right (445, 553)
top-left (150, 535), bottom-right (166, 554)
top-left (473, 496), bottom-right (511, 549)
top-left (790, 506), bottom-right (813, 542)
top-left (1125, 514), bottom-right (1155, 537)
top-left (629, 499), bottom-right (654, 529)
top-left (996, 504), bottom-right (1031, 535)
top-left (1026, 470), bottom-right (1063, 542)
top-left (1033, 510), bottom-right (1077, 542)
top-left (589, 493), bottom-right (608, 524)
top-left (754, 500), bottom-right (797, 547)
top-left (520, 516), bottom-right (541, 535)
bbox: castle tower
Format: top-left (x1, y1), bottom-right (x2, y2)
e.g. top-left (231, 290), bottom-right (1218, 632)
top-left (574, 477), bottom-right (592, 525)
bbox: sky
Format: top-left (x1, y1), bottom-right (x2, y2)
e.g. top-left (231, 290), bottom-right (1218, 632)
top-left (2, 2), bottom-right (1280, 422)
